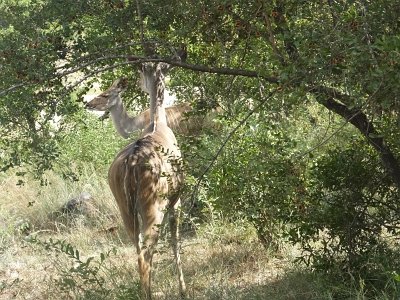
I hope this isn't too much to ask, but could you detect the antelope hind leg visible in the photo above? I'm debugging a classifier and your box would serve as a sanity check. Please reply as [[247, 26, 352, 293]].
[[138, 207, 164, 299], [169, 199, 186, 298]]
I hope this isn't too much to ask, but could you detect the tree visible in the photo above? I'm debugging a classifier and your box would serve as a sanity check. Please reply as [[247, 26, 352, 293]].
[[1, 0, 400, 294], [1, 0, 400, 185]]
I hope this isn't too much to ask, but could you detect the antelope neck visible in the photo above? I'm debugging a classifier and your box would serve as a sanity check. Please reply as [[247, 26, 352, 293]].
[[109, 95, 144, 138]]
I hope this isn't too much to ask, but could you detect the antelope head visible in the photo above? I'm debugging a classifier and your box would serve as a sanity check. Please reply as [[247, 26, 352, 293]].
[[85, 78, 128, 111], [138, 62, 173, 95]]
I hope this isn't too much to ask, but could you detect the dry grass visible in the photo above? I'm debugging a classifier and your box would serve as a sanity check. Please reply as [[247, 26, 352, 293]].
[[0, 170, 383, 300]]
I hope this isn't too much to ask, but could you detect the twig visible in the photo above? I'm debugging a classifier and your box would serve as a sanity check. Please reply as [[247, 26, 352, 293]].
[[135, 0, 145, 45], [262, 10, 285, 65], [55, 55, 128, 78], [190, 83, 278, 204], [63, 61, 133, 92], [0, 82, 26, 96], [297, 79, 384, 159], [295, 110, 362, 159], [55, 41, 143, 69]]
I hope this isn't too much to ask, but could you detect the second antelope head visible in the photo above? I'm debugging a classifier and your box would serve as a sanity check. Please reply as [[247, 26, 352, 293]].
[[85, 78, 128, 111]]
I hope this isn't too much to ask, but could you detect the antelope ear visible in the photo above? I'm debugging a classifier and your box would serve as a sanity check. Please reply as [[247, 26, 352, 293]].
[[176, 44, 187, 62], [113, 77, 128, 92], [118, 77, 129, 89]]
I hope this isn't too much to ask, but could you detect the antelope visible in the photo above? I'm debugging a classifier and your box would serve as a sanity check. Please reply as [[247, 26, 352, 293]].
[[108, 63, 186, 298], [85, 78, 220, 138]]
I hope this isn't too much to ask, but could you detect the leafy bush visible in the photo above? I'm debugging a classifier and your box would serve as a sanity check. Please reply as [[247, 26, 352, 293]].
[[28, 237, 141, 300], [57, 111, 128, 178], [204, 113, 303, 250], [199, 103, 400, 296], [288, 141, 400, 295]]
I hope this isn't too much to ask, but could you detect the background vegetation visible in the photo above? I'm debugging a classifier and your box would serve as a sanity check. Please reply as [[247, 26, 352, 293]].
[[1, 0, 399, 299]]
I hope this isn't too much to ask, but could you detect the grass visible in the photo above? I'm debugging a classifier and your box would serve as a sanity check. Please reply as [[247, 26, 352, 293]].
[[0, 170, 397, 299]]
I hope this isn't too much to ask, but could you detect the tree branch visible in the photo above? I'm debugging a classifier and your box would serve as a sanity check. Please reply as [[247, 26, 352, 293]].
[[1, 55, 280, 97], [266, 1, 400, 188], [0, 82, 26, 97], [262, 10, 286, 65], [135, 0, 145, 46], [55, 55, 129, 78], [308, 85, 353, 106], [317, 96, 400, 188], [126, 55, 280, 83]]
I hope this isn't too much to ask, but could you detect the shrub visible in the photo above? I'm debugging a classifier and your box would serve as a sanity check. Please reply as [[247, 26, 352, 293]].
[[288, 142, 400, 295], [57, 111, 128, 177]]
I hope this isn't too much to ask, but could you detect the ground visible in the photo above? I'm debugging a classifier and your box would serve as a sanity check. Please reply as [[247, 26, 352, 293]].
[[0, 170, 360, 299]]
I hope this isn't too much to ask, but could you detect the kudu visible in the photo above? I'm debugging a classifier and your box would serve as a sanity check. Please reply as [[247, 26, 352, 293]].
[[107, 63, 186, 298], [85, 78, 220, 138]]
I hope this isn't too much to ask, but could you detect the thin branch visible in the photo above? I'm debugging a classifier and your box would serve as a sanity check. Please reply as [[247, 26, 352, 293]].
[[190, 84, 278, 204], [54, 42, 143, 71], [126, 54, 281, 87], [296, 110, 361, 159], [168, 61, 278, 83], [37, 61, 137, 126], [262, 10, 286, 65], [62, 61, 133, 94], [0, 82, 26, 96], [359, 0, 378, 67], [55, 55, 128, 78], [77, 41, 142, 63], [135, 0, 144, 46]]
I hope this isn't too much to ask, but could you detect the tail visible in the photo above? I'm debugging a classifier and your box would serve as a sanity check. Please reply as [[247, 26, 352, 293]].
[[123, 156, 139, 229]]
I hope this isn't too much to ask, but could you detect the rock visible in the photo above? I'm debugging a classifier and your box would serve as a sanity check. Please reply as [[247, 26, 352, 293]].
[[60, 192, 93, 215]]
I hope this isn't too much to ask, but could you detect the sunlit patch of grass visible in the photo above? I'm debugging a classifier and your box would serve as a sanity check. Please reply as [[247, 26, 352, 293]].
[[0, 169, 129, 299]]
